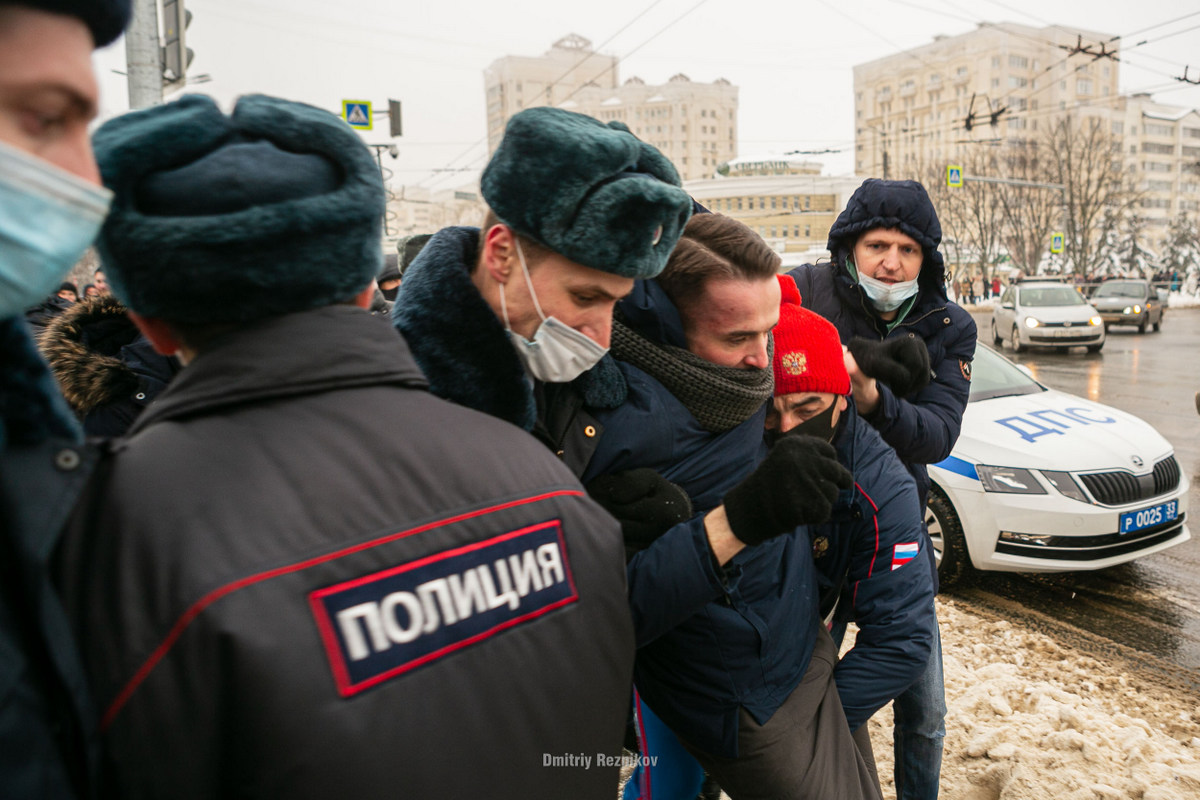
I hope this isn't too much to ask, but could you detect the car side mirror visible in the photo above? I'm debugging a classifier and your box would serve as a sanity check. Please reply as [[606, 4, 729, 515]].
[[1001, 303, 1013, 310], [1016, 364, 1034, 378]]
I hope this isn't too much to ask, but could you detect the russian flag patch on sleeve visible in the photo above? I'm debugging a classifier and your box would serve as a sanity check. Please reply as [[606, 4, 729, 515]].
[[891, 541, 919, 571]]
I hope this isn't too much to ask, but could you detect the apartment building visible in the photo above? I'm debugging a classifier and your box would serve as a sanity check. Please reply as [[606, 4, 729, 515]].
[[484, 35, 738, 182], [484, 34, 618, 155], [1112, 94, 1200, 235], [853, 22, 1119, 180], [854, 21, 1200, 248]]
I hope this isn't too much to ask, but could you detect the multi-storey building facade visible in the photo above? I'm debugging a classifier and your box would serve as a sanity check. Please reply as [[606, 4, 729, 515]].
[[484, 36, 738, 182], [1112, 94, 1200, 236], [854, 22, 1200, 250], [484, 34, 617, 155], [854, 22, 1119, 179], [686, 158, 862, 263]]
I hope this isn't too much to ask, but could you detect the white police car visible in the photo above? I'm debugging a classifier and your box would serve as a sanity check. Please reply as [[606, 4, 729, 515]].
[[926, 343, 1190, 586]]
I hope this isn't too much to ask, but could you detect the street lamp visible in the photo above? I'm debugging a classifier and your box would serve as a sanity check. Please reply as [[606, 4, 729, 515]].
[[862, 124, 890, 179], [367, 144, 400, 237]]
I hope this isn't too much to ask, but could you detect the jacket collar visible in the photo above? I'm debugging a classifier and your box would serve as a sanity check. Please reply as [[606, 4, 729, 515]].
[[0, 316, 81, 448], [392, 226, 538, 430], [127, 306, 427, 435]]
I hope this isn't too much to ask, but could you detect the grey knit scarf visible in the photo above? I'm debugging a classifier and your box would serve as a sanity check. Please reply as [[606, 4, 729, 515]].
[[611, 318, 774, 433]]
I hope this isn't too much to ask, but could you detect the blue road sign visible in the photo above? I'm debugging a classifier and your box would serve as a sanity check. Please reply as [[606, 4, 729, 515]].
[[946, 165, 963, 188], [343, 100, 373, 130], [1050, 232, 1064, 253]]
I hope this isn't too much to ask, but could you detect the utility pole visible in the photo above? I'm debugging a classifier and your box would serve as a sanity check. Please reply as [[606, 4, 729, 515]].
[[125, 0, 162, 109]]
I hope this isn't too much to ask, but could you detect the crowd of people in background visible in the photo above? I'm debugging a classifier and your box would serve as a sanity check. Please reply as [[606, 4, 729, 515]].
[[4, 2, 981, 799]]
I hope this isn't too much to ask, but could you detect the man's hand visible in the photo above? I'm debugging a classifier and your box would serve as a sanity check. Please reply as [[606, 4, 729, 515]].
[[586, 468, 693, 557], [721, 437, 853, 548], [846, 336, 932, 399]]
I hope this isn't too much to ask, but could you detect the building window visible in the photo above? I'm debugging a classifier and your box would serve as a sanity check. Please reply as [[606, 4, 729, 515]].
[[991, 56, 1001, 69], [1008, 76, 1027, 88], [1077, 78, 1092, 95], [737, 198, 743, 210], [771, 197, 777, 209], [1143, 142, 1174, 155], [804, 196, 810, 210], [991, 78, 1000, 88], [1145, 123, 1174, 137], [804, 225, 810, 237], [1112, 121, 1124, 135], [1009, 55, 1028, 69]]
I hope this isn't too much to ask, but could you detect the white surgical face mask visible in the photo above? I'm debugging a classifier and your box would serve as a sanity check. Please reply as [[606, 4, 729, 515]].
[[857, 269, 920, 312], [0, 140, 112, 319], [498, 240, 609, 383]]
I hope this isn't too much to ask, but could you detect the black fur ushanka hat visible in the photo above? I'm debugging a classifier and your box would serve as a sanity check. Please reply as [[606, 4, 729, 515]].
[[8, 0, 131, 46], [481, 107, 693, 280], [93, 94, 385, 324]]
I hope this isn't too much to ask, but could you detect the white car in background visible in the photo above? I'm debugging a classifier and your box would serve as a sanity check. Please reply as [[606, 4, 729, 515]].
[[926, 343, 1190, 586], [991, 281, 1105, 353]]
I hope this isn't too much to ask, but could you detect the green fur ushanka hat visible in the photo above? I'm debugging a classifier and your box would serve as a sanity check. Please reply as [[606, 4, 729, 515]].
[[93, 94, 385, 325], [481, 107, 693, 279]]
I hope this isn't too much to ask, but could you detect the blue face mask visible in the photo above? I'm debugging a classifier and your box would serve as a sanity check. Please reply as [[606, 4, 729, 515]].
[[0, 140, 112, 319]]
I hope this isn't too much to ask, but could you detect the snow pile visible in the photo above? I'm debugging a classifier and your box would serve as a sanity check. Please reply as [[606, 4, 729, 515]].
[[861, 599, 1200, 800]]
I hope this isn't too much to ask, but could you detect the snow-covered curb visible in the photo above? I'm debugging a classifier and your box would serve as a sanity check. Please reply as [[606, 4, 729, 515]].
[[861, 599, 1200, 799]]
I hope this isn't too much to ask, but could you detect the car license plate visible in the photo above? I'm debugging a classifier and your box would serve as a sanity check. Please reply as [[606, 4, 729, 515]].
[[1119, 500, 1178, 534]]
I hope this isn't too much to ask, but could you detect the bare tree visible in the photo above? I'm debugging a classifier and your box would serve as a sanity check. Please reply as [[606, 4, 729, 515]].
[[992, 140, 1061, 275], [1042, 115, 1141, 277]]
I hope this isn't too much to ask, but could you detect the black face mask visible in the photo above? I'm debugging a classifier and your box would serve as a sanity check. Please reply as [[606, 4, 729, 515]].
[[765, 401, 840, 448], [381, 286, 399, 301]]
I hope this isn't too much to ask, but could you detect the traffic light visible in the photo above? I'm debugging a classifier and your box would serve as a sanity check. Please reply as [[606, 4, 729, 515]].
[[162, 0, 194, 87], [388, 99, 403, 138]]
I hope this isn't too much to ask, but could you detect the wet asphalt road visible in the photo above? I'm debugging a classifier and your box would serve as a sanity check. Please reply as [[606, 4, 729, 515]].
[[953, 306, 1200, 692]]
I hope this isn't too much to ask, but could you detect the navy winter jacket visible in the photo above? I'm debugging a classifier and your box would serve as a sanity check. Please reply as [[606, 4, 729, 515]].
[[583, 280, 821, 759], [788, 179, 977, 507], [813, 405, 937, 731]]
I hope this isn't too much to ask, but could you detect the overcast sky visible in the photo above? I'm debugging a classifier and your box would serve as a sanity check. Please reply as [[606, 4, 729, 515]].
[[92, 0, 1200, 191]]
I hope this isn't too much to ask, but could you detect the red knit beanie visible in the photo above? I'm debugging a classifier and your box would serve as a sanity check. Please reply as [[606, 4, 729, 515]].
[[773, 275, 851, 397]]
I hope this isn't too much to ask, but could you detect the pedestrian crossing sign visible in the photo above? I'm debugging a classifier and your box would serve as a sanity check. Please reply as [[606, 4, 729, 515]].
[[1050, 232, 1064, 253], [343, 100, 373, 130], [946, 165, 963, 188]]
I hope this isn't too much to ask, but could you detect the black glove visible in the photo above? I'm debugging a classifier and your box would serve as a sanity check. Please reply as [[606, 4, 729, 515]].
[[586, 468, 693, 558], [847, 335, 932, 398], [723, 436, 853, 546]]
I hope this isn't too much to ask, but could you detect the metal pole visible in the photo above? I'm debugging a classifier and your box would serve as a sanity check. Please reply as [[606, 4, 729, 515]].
[[125, 0, 162, 109]]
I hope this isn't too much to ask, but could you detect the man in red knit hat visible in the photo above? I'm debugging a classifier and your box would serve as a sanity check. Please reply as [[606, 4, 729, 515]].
[[768, 277, 938, 788]]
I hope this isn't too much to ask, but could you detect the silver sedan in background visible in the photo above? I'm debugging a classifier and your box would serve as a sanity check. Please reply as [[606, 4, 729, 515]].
[[991, 281, 1105, 353]]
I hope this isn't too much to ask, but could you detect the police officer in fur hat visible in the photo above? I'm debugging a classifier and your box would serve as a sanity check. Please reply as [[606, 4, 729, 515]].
[[0, 1, 131, 797], [54, 94, 635, 799], [393, 106, 694, 475]]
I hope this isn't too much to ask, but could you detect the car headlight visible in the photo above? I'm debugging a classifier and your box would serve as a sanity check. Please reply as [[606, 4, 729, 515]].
[[1024, 316, 1041, 328], [1122, 305, 1133, 314], [1089, 316, 1102, 326], [977, 465, 1047, 494], [1041, 470, 1088, 502], [1133, 304, 1142, 314]]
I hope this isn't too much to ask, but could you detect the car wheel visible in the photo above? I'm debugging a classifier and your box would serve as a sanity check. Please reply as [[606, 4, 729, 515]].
[[926, 489, 971, 589], [1153, 315, 1162, 333], [1138, 317, 1147, 333], [1010, 325, 1024, 353], [1087, 343, 1103, 353], [990, 318, 1003, 345]]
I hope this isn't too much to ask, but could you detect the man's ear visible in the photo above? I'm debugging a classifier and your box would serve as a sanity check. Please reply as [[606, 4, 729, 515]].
[[480, 224, 516, 285], [351, 283, 376, 310], [128, 311, 184, 357]]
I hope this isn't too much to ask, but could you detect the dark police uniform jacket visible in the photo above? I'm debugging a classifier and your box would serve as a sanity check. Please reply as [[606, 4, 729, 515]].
[[55, 306, 635, 799]]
